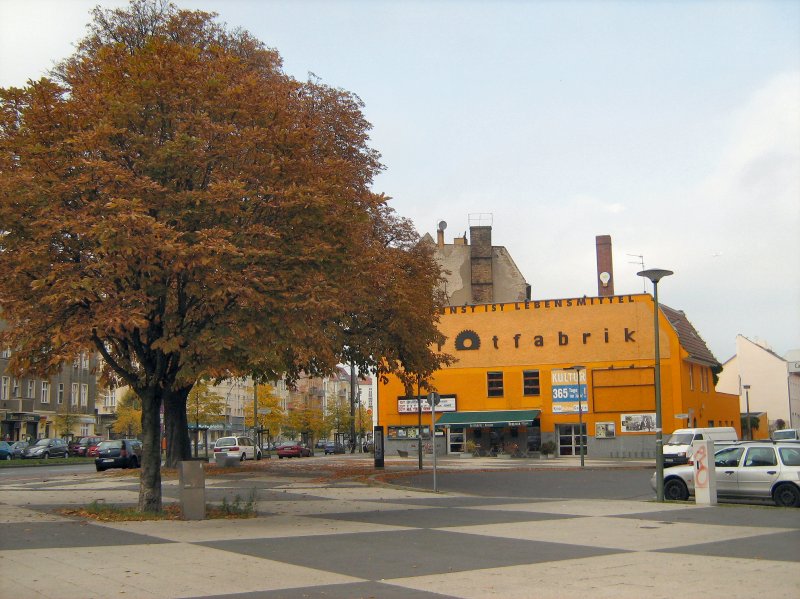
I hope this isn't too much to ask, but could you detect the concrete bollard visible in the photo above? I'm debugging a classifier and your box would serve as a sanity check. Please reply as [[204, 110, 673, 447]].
[[179, 460, 206, 520]]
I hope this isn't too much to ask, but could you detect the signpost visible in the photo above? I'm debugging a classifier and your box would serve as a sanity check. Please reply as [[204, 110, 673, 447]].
[[428, 392, 441, 492]]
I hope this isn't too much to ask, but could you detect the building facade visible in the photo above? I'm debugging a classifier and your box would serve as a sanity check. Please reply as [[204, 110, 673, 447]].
[[1, 349, 98, 441], [377, 294, 740, 457], [716, 335, 800, 431]]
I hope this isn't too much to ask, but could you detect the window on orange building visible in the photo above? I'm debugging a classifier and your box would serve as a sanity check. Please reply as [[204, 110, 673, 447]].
[[688, 364, 694, 391], [523, 370, 540, 396], [487, 372, 504, 397]]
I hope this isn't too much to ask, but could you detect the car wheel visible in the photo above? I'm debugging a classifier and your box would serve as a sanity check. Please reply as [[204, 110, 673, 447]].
[[43, 452, 50, 459], [240, 452, 246, 461], [4, 454, 10, 461], [664, 478, 689, 501], [128, 457, 138, 469], [96, 465, 105, 472], [256, 451, 262, 461], [278, 455, 283, 459], [772, 483, 800, 508]]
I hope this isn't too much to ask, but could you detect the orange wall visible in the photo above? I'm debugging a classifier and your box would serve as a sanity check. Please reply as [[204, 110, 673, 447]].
[[378, 294, 738, 436]]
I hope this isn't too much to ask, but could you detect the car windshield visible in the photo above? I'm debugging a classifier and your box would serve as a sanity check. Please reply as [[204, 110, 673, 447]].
[[98, 441, 122, 449], [665, 433, 694, 445], [772, 430, 796, 440], [279, 442, 297, 447], [33, 439, 50, 447], [216, 438, 237, 447]]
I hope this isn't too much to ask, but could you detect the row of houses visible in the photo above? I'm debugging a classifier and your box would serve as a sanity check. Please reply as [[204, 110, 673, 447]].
[[0, 348, 373, 444]]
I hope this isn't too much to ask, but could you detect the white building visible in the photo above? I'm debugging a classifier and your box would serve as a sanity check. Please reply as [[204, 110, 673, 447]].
[[716, 335, 800, 429]]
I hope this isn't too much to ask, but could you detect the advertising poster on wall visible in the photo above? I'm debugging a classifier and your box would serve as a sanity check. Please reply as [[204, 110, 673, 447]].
[[397, 396, 456, 414], [595, 422, 616, 438], [620, 413, 656, 433], [551, 369, 589, 414]]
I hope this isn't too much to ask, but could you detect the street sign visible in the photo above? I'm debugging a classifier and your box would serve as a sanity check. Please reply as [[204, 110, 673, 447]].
[[427, 392, 441, 406]]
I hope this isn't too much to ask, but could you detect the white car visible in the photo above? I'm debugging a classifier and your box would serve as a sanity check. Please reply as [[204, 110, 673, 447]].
[[652, 441, 800, 507], [212, 436, 261, 462]]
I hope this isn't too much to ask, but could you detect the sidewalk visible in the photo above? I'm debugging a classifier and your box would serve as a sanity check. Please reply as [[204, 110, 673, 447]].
[[0, 457, 798, 598]]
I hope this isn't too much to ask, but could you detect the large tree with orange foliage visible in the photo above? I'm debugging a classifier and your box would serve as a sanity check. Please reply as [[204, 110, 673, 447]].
[[1, 1, 449, 512]]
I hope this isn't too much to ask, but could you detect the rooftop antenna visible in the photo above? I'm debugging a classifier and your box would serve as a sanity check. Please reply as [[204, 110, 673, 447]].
[[627, 254, 646, 292]]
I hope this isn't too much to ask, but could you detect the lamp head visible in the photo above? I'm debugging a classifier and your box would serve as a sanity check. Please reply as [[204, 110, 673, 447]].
[[637, 268, 673, 284]]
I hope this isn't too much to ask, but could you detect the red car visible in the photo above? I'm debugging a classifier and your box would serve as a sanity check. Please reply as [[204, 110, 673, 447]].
[[86, 442, 102, 458], [276, 442, 312, 458]]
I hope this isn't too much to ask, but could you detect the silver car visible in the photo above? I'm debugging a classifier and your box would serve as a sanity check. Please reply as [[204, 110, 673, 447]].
[[652, 441, 800, 507]]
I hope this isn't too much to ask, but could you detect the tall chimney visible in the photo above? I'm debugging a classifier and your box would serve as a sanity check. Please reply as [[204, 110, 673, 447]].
[[437, 228, 445, 247], [470, 226, 493, 303], [595, 235, 614, 296]]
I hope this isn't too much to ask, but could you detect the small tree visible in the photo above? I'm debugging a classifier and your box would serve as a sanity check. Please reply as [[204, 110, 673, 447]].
[[113, 390, 142, 438], [55, 404, 81, 439], [325, 394, 353, 438], [243, 383, 284, 442], [741, 414, 760, 440], [285, 404, 326, 446], [187, 380, 226, 455]]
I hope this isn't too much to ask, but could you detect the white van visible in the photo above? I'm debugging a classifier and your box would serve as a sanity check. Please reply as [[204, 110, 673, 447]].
[[663, 427, 738, 467]]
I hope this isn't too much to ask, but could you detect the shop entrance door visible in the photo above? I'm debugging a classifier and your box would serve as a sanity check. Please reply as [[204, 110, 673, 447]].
[[558, 424, 587, 456], [448, 427, 465, 454]]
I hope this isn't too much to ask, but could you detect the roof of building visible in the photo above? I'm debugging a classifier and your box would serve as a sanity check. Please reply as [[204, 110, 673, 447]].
[[661, 304, 720, 369]]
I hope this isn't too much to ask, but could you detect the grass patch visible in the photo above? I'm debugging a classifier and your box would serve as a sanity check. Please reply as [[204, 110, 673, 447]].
[[60, 491, 258, 521], [0, 457, 94, 468]]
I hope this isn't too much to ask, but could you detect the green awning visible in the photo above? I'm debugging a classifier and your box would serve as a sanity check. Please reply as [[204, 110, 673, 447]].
[[436, 409, 540, 428]]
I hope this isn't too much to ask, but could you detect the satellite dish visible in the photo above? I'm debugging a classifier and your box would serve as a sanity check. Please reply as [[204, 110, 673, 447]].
[[438, 220, 448, 231]]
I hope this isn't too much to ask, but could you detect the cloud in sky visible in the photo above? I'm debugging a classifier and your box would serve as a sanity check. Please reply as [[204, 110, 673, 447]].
[[1, 0, 798, 361]]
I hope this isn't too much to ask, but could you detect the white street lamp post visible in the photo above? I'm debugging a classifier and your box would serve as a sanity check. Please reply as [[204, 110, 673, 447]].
[[638, 268, 674, 503]]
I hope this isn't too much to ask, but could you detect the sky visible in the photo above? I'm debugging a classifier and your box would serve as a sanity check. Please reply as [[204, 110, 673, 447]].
[[1, 0, 798, 362]]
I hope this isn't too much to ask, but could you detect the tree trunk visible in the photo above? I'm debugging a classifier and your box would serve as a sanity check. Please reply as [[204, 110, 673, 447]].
[[163, 388, 192, 468], [138, 389, 162, 512]]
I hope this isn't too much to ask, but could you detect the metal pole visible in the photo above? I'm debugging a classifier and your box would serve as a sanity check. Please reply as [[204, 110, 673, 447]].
[[417, 379, 423, 470], [638, 268, 673, 503], [253, 380, 259, 448], [743, 385, 751, 440], [569, 365, 586, 468], [432, 400, 437, 492], [578, 380, 585, 468], [652, 280, 664, 502]]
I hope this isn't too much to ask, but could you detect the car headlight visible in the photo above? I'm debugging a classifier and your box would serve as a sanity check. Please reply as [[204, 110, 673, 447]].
[[677, 452, 686, 457]]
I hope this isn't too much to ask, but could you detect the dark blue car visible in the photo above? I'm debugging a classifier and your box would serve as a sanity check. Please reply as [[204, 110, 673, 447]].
[[0, 441, 12, 460]]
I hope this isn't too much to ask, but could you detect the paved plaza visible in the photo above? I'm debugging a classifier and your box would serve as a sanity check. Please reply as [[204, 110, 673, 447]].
[[0, 456, 798, 598]]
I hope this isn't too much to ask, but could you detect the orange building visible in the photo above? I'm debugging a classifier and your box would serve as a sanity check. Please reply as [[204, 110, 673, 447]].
[[378, 293, 740, 458]]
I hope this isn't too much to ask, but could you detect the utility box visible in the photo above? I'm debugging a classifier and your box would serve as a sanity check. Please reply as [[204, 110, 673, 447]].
[[692, 440, 717, 506], [179, 460, 206, 520], [214, 453, 239, 467]]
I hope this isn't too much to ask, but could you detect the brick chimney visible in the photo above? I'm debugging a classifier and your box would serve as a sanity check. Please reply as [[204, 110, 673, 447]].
[[470, 226, 493, 303], [595, 235, 614, 296]]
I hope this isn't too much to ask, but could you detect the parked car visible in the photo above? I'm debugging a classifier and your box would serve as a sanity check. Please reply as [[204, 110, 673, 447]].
[[0, 441, 12, 460], [69, 436, 103, 457], [772, 429, 800, 441], [652, 441, 800, 507], [213, 436, 261, 462], [10, 441, 28, 458], [94, 439, 142, 471], [315, 440, 327, 449], [276, 441, 312, 458], [324, 441, 345, 455], [21, 438, 69, 459], [86, 442, 102, 458]]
